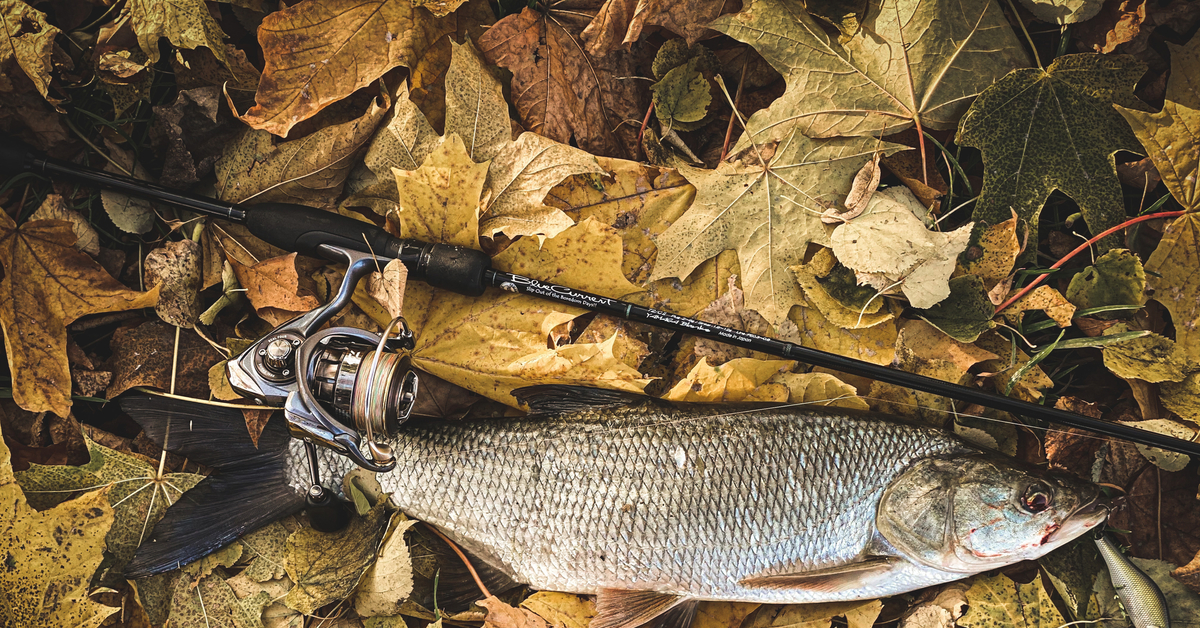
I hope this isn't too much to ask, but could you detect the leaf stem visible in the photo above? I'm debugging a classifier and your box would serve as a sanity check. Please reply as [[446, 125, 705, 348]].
[[721, 52, 750, 163], [995, 210, 1185, 314]]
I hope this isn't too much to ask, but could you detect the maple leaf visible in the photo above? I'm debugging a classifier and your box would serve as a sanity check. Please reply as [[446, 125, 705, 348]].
[[392, 134, 488, 248], [0, 1, 61, 106], [1144, 214, 1200, 358], [651, 134, 905, 326], [0, 213, 159, 417], [960, 573, 1066, 628], [714, 0, 1029, 151], [957, 54, 1148, 252], [1115, 34, 1200, 212], [582, 0, 740, 55], [0, 423, 119, 628], [234, 0, 456, 137], [478, 3, 646, 159]]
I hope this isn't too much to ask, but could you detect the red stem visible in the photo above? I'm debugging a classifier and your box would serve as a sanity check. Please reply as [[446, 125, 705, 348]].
[[994, 210, 1186, 314], [637, 101, 655, 159]]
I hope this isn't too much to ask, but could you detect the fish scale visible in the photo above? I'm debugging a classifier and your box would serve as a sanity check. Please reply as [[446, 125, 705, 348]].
[[288, 404, 978, 602]]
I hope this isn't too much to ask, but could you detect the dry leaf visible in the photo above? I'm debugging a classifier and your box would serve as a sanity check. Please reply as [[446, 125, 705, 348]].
[[106, 320, 223, 399], [1075, 0, 1147, 53], [227, 253, 322, 327], [391, 134, 488, 248], [521, 592, 596, 628], [367, 259, 409, 320], [717, 0, 1029, 151], [897, 319, 998, 372], [1001, 285, 1076, 327], [790, 248, 896, 330], [831, 187, 973, 309], [652, 135, 905, 325], [665, 357, 794, 402], [479, 4, 645, 159], [481, 596, 550, 628], [956, 213, 1020, 295], [29, 194, 99, 257], [144, 239, 203, 328], [787, 301, 899, 365], [1117, 418, 1197, 472], [353, 517, 420, 617], [960, 573, 1065, 628], [129, 0, 228, 66], [0, 212, 159, 417], [285, 503, 392, 615], [1144, 215, 1200, 358], [234, 0, 452, 137], [0, 1, 61, 105]]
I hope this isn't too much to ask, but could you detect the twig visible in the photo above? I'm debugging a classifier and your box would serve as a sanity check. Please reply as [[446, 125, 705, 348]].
[[720, 53, 749, 163], [637, 101, 655, 159], [995, 210, 1185, 314], [422, 522, 492, 599]]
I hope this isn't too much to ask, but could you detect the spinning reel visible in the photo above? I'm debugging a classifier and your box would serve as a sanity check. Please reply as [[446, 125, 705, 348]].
[[226, 245, 419, 520]]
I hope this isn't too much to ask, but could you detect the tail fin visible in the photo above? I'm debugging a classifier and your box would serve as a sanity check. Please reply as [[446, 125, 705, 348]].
[[120, 394, 305, 578]]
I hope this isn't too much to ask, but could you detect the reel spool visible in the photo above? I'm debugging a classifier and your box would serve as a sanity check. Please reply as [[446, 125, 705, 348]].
[[307, 331, 419, 442]]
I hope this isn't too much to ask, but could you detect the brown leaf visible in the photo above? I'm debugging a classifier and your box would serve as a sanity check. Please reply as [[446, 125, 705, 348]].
[[227, 253, 322, 327], [880, 147, 948, 211], [144, 239, 202, 328], [0, 1, 62, 106], [235, 0, 453, 137], [1074, 0, 1147, 54], [150, 86, 245, 188], [1106, 450, 1200, 567], [480, 596, 550, 628], [0, 212, 159, 417], [1174, 551, 1200, 594], [479, 4, 646, 159], [106, 320, 223, 399], [28, 194, 99, 257]]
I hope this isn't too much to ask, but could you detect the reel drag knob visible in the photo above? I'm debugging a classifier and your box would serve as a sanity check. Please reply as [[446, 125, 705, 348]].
[[263, 338, 295, 373]]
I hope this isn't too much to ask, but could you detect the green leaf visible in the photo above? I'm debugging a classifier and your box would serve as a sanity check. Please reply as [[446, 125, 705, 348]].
[[284, 502, 394, 615], [1101, 325, 1194, 383], [1065, 249, 1147, 319], [15, 431, 203, 575], [957, 54, 1148, 254], [714, 0, 1029, 151], [913, 275, 996, 343], [960, 572, 1067, 627], [652, 61, 713, 131]]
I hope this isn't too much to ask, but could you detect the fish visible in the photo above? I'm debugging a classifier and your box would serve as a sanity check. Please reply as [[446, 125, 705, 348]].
[[1095, 533, 1171, 628], [121, 385, 1108, 628]]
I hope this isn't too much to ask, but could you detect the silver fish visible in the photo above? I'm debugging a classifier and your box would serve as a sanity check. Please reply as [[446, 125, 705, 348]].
[[1095, 533, 1171, 628], [124, 388, 1107, 628]]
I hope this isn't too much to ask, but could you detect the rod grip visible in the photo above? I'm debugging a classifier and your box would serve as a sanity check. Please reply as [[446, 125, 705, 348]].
[[243, 203, 490, 296]]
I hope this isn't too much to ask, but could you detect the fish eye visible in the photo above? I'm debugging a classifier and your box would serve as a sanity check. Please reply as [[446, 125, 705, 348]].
[[1020, 483, 1053, 513]]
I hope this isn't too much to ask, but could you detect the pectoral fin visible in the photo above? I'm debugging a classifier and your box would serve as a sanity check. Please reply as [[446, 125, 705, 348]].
[[739, 556, 898, 592], [593, 590, 696, 628]]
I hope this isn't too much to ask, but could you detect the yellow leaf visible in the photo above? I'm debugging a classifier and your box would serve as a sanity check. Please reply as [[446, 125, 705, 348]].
[[787, 303, 898, 366], [444, 40, 512, 163], [235, 0, 452, 137], [1145, 214, 1200, 358], [481, 132, 605, 239], [765, 372, 871, 411], [957, 212, 1021, 292], [790, 248, 897, 330], [509, 333, 651, 394], [548, 156, 696, 284], [897, 319, 998, 372], [481, 596, 549, 628], [665, 357, 794, 402], [227, 253, 322, 327], [1115, 34, 1200, 211], [520, 592, 596, 628], [1001, 285, 1076, 327], [742, 600, 882, 628], [129, 0, 228, 65], [404, 219, 647, 405], [0, 1, 61, 105], [391, 134, 488, 249], [285, 503, 393, 615], [0, 212, 159, 417], [354, 518, 420, 618], [0, 422, 119, 628], [960, 573, 1066, 628], [1101, 325, 1194, 383]]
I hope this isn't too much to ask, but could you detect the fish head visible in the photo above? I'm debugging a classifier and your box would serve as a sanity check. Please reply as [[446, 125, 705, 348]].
[[877, 454, 1108, 573]]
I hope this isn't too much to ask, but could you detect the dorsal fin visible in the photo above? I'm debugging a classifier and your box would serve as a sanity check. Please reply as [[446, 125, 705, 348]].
[[511, 385, 650, 415], [738, 556, 898, 592], [592, 590, 690, 628]]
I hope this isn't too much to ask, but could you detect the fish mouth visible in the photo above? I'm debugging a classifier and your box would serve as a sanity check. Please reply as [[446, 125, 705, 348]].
[[1047, 493, 1109, 545]]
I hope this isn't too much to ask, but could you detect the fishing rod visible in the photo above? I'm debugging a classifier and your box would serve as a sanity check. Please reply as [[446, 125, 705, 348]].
[[3, 133, 1198, 459]]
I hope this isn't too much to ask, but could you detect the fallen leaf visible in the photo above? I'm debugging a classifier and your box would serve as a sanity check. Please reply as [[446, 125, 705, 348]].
[[520, 592, 596, 628], [1039, 539, 1104, 620], [831, 186, 973, 308], [652, 135, 905, 325], [354, 517, 420, 617], [956, 213, 1020, 295], [1064, 249, 1146, 319], [1002, 285, 1076, 327], [1104, 443, 1200, 568], [151, 86, 247, 188], [791, 250, 897, 330], [868, 345, 971, 426], [1161, 370, 1200, 422], [442, 40, 511, 163], [547, 157, 696, 284], [227, 253, 322, 327], [1144, 214, 1200, 358], [352, 81, 439, 195], [959, 573, 1066, 628], [100, 142, 158, 235], [367, 259, 409, 320], [106, 320, 223, 399], [480, 131, 605, 239], [15, 428, 204, 574], [1117, 418, 1197, 471], [879, 147, 948, 211], [217, 94, 389, 207], [913, 275, 996, 343], [975, 332, 1054, 403], [0, 422, 119, 628], [672, 276, 780, 372], [234, 0, 453, 137], [481, 596, 550, 628], [741, 600, 882, 628], [129, 0, 228, 66], [403, 219, 648, 405], [145, 239, 203, 329], [28, 194, 99, 257], [1174, 551, 1200, 594], [285, 502, 393, 615], [1114, 34, 1200, 211], [957, 54, 1147, 253], [227, 571, 303, 628], [0, 211, 159, 416], [164, 568, 272, 628], [898, 584, 968, 628], [0, 1, 61, 105], [1074, 0, 1146, 53], [652, 45, 716, 132], [787, 300, 899, 365], [693, 602, 761, 628], [715, 0, 1029, 150], [479, 4, 645, 159], [392, 134, 488, 248], [1101, 325, 1193, 383], [665, 357, 794, 402]]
